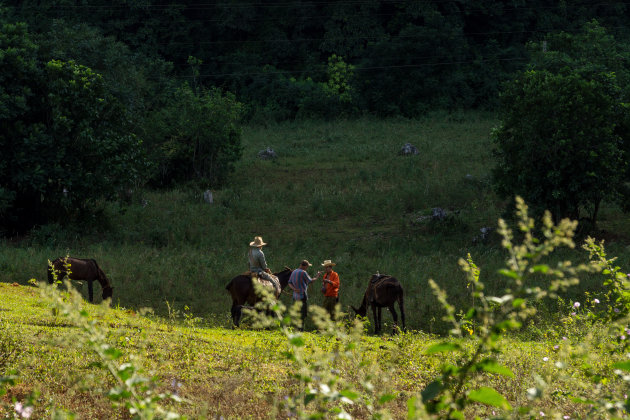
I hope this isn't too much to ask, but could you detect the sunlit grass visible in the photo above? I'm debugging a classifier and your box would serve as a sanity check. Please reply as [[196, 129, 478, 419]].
[[1, 281, 626, 418]]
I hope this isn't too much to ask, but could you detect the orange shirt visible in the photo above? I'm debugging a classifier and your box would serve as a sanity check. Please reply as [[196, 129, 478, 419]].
[[323, 271, 340, 297]]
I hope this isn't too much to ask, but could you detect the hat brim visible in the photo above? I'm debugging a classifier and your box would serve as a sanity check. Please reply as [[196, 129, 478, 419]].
[[249, 242, 267, 246], [322, 262, 336, 267]]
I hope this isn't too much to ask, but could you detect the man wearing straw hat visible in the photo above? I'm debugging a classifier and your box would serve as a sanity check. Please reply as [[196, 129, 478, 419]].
[[248, 236, 280, 295], [288, 259, 322, 330], [321, 260, 340, 320]]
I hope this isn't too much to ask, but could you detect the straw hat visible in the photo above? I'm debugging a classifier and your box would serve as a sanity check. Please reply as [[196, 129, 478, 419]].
[[321, 260, 336, 267], [300, 260, 312, 267], [249, 236, 267, 247]]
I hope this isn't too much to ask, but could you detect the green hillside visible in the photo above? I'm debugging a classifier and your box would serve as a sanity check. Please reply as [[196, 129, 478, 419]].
[[2, 115, 629, 331], [2, 115, 630, 418]]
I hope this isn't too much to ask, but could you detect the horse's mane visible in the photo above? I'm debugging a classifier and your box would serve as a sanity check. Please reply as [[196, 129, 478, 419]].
[[90, 259, 111, 288]]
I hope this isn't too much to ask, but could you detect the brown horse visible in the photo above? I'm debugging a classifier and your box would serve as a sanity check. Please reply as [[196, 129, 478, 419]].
[[352, 273, 405, 334], [225, 268, 293, 326], [48, 257, 114, 303]]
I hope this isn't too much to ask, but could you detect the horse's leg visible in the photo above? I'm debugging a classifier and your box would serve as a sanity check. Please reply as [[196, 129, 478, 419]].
[[230, 302, 241, 327], [87, 279, 94, 303], [372, 305, 379, 334], [389, 304, 399, 334], [399, 296, 406, 332]]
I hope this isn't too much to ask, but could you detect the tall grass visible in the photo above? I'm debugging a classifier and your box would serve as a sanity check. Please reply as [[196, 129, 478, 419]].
[[1, 113, 629, 333]]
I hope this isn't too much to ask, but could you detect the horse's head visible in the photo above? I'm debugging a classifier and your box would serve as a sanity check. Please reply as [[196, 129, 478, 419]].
[[351, 304, 367, 318], [102, 286, 114, 301], [275, 267, 294, 289]]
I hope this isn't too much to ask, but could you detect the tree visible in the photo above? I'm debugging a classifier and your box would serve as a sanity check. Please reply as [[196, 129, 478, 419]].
[[492, 22, 630, 226], [146, 81, 244, 188], [0, 22, 146, 234]]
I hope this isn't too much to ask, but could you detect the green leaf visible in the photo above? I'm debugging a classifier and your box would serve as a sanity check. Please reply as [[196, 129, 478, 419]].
[[478, 359, 514, 377], [407, 396, 418, 418], [304, 393, 316, 405], [421, 380, 443, 402], [512, 298, 525, 308], [495, 319, 522, 331], [464, 308, 476, 320], [378, 394, 396, 404], [107, 387, 132, 401], [613, 361, 630, 372], [104, 347, 123, 360], [468, 387, 512, 410], [289, 335, 305, 347], [498, 269, 519, 279], [117, 363, 135, 381], [339, 389, 359, 401], [449, 410, 465, 419], [569, 396, 597, 404], [425, 342, 461, 354], [531, 265, 549, 273]]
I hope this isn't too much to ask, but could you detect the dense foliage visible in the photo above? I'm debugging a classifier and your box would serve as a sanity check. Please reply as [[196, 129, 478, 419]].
[[0, 22, 146, 234], [146, 82, 244, 187], [0, 15, 245, 233], [492, 22, 630, 225], [5, 1, 630, 118]]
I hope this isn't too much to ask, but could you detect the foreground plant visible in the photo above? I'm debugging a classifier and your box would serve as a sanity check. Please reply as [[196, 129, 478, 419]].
[[41, 278, 184, 420], [421, 197, 600, 418], [246, 283, 397, 419]]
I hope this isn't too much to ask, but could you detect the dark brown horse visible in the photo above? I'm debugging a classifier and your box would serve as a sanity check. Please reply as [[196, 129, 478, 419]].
[[48, 257, 114, 303], [352, 273, 405, 334], [225, 268, 293, 326]]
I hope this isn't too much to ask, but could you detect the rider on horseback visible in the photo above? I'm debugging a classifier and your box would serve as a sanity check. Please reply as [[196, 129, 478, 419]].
[[248, 236, 280, 295]]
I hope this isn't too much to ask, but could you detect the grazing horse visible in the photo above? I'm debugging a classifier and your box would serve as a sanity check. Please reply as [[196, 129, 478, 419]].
[[48, 257, 114, 303], [225, 268, 293, 327], [352, 273, 405, 334]]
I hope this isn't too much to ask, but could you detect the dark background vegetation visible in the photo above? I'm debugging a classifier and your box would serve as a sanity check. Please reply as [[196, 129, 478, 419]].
[[7, 1, 630, 119]]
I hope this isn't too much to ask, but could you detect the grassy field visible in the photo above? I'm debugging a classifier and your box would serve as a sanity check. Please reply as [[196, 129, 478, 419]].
[[2, 114, 630, 418], [2, 113, 629, 332], [0, 281, 627, 419]]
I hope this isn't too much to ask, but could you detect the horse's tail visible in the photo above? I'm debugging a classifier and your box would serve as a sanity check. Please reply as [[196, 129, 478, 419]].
[[397, 285, 406, 331], [225, 279, 234, 291]]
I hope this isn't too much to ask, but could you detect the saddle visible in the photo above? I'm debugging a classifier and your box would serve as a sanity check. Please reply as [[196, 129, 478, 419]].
[[368, 274, 391, 303], [244, 271, 281, 297]]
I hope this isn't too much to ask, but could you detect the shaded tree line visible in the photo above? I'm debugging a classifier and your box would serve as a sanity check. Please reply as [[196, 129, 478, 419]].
[[5, 1, 630, 119], [0, 14, 243, 234]]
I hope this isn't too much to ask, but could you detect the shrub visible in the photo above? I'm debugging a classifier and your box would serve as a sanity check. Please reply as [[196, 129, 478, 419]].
[[492, 21, 630, 226], [146, 84, 244, 188], [0, 22, 146, 233]]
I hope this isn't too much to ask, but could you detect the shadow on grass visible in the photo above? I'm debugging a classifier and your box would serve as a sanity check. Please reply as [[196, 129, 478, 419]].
[[26, 319, 79, 329]]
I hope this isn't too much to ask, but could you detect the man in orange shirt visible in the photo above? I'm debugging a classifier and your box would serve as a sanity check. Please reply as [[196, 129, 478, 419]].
[[321, 260, 340, 320]]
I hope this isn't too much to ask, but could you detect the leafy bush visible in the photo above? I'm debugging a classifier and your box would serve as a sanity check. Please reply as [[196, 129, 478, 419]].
[[492, 22, 630, 226], [146, 84, 244, 188], [241, 58, 357, 123], [0, 22, 147, 233]]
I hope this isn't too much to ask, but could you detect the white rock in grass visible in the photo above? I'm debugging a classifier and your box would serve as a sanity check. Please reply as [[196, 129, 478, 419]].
[[399, 143, 419, 155], [258, 147, 278, 160], [203, 190, 213, 204], [432, 207, 447, 220]]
